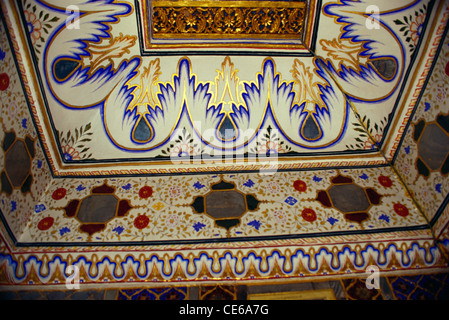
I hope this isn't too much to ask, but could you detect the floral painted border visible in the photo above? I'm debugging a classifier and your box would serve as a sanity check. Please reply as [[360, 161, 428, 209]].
[[15, 166, 428, 245], [0, 228, 445, 286]]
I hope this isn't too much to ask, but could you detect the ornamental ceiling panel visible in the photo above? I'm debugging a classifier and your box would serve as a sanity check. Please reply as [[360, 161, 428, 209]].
[[139, 0, 316, 53], [1, 0, 439, 176], [1, 0, 449, 289]]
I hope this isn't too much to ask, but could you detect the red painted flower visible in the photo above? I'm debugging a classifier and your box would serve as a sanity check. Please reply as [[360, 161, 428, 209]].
[[378, 175, 393, 188], [0, 73, 10, 91], [301, 208, 317, 222], [139, 186, 153, 199], [134, 215, 150, 229], [393, 203, 409, 217], [293, 179, 307, 192], [52, 188, 67, 200], [37, 217, 54, 230], [445, 61, 449, 77]]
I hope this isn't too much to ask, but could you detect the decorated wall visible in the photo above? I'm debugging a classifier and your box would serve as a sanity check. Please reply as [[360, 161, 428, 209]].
[[393, 22, 449, 259], [0, 0, 448, 294]]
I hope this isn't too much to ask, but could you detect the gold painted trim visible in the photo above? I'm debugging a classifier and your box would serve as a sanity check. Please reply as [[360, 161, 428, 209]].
[[152, 1, 307, 9], [54, 151, 386, 170], [152, 34, 303, 40]]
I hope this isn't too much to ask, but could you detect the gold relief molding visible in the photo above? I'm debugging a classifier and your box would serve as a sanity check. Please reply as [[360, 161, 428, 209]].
[[151, 1, 307, 39], [141, 0, 315, 50]]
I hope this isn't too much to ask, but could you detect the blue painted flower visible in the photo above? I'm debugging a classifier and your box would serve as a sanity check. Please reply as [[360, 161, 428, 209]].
[[122, 183, 132, 190], [0, 48, 5, 61], [404, 146, 410, 154], [424, 102, 431, 111], [62, 146, 80, 161], [379, 214, 390, 223], [11, 200, 17, 212], [313, 175, 322, 182], [248, 219, 262, 230], [359, 173, 369, 180], [37, 160, 43, 169], [59, 227, 70, 236], [284, 196, 297, 206], [436, 183, 442, 194], [193, 222, 206, 232], [243, 179, 255, 188], [35, 203, 46, 213], [327, 217, 338, 226], [113, 226, 124, 235], [193, 181, 205, 190], [21, 118, 27, 128], [76, 184, 86, 191]]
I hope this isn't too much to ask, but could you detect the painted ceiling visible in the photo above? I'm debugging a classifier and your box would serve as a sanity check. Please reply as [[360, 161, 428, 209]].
[[0, 0, 449, 289], [3, 0, 437, 175]]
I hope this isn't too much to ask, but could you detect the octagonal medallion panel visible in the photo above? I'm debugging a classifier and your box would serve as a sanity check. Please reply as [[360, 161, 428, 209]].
[[1, 132, 35, 194], [191, 180, 260, 232]]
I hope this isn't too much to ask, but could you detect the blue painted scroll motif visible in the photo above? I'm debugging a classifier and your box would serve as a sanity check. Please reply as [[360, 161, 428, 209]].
[[36, 0, 421, 160]]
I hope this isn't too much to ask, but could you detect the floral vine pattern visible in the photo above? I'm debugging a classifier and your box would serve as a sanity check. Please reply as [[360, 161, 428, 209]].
[[393, 3, 427, 53], [57, 123, 93, 161], [346, 115, 389, 150], [159, 128, 202, 158], [23, 0, 60, 57], [249, 125, 293, 155]]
